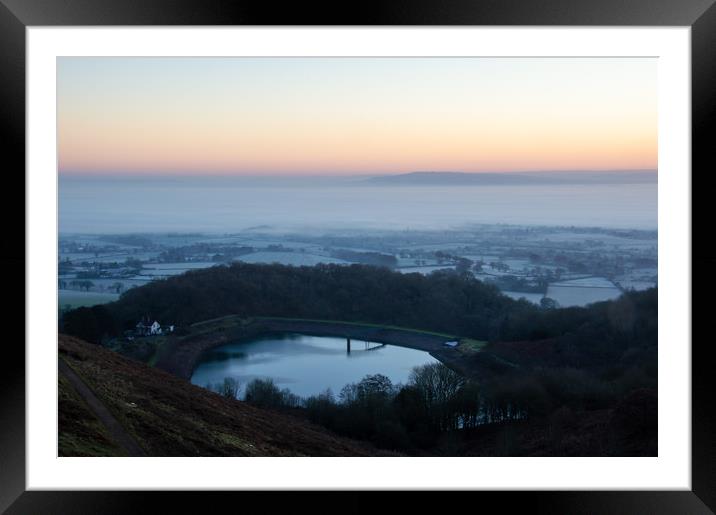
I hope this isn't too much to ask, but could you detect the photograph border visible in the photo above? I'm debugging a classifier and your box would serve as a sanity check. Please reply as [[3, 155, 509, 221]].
[[3, 0, 714, 512]]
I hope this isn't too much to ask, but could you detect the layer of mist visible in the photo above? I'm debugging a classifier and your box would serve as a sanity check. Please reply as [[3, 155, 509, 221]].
[[59, 174, 657, 234]]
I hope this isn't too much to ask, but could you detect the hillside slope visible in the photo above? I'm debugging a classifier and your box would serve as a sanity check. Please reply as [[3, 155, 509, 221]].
[[58, 334, 393, 456]]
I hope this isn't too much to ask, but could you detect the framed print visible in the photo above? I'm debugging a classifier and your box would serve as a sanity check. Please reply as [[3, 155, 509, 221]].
[[2, 0, 715, 512]]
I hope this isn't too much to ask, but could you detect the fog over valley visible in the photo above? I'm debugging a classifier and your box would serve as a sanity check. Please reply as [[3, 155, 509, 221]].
[[59, 172, 657, 234]]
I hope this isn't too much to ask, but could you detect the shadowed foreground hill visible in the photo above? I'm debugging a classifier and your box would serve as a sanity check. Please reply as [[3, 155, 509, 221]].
[[58, 334, 394, 456]]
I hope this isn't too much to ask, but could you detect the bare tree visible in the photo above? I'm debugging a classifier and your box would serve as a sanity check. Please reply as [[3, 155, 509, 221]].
[[219, 377, 241, 399], [409, 363, 466, 431]]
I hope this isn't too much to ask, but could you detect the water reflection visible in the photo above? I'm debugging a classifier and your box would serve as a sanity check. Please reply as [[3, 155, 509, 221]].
[[190, 332, 438, 398]]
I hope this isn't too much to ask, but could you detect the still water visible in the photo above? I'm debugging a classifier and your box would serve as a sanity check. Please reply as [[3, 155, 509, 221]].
[[190, 333, 439, 398]]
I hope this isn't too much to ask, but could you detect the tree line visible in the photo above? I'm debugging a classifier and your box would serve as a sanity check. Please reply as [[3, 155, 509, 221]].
[[62, 262, 655, 350], [62, 262, 532, 342], [207, 356, 655, 454]]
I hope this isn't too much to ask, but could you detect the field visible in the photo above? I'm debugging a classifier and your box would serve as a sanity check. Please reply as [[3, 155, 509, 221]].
[[456, 338, 489, 354], [140, 262, 218, 276], [236, 252, 348, 266], [58, 289, 119, 308]]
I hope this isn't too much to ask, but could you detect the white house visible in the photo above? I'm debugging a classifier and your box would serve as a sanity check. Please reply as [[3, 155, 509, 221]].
[[135, 318, 165, 336], [149, 321, 162, 335]]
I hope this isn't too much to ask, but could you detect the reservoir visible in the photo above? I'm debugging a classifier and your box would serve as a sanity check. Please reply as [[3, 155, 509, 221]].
[[190, 333, 439, 398]]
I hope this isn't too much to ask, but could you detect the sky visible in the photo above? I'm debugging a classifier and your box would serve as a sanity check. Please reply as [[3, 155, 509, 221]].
[[57, 57, 657, 176]]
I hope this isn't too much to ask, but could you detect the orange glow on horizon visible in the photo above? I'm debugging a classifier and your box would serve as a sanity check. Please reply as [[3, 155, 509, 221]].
[[58, 57, 657, 176]]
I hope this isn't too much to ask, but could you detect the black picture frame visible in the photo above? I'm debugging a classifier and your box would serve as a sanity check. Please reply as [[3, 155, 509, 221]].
[[2, 0, 714, 512]]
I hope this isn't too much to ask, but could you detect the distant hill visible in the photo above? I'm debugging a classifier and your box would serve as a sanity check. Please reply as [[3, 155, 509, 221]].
[[59, 334, 392, 456], [363, 171, 657, 186]]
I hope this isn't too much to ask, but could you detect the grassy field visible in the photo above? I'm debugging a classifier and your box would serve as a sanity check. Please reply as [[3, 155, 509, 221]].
[[104, 334, 171, 367], [457, 338, 489, 354], [58, 290, 119, 309], [145, 336, 170, 367]]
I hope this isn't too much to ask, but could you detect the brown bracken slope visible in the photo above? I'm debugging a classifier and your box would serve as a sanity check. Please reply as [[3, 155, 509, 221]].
[[59, 334, 395, 456]]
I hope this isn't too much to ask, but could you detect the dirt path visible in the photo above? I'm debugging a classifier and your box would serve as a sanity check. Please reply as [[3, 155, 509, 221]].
[[58, 358, 146, 457]]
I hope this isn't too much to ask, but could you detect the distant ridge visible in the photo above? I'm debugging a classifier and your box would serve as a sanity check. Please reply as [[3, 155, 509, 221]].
[[363, 170, 657, 186]]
